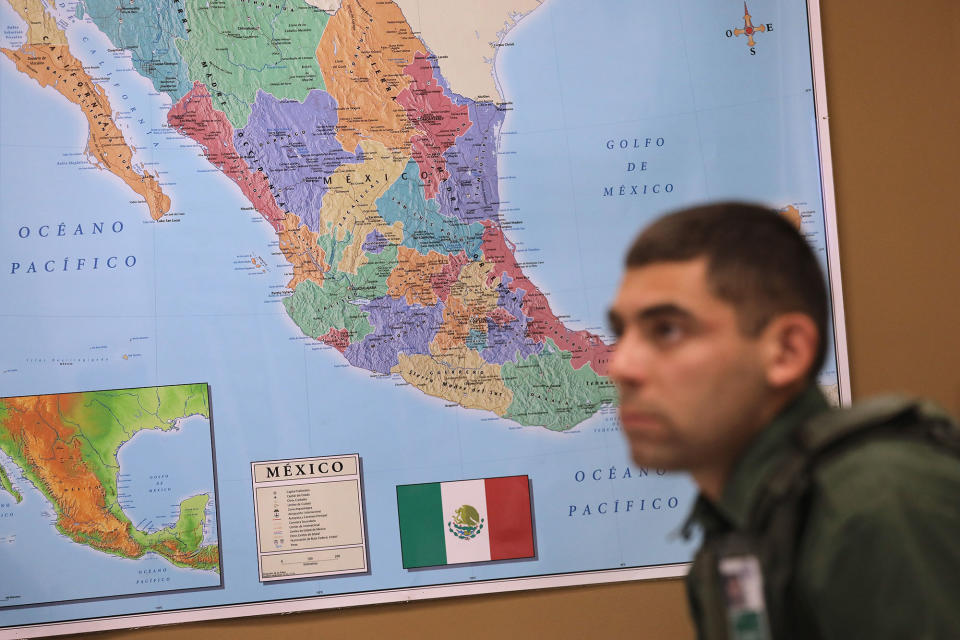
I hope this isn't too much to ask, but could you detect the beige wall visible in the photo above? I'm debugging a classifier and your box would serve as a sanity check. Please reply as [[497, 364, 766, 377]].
[[65, 1, 959, 638], [827, 1, 960, 417]]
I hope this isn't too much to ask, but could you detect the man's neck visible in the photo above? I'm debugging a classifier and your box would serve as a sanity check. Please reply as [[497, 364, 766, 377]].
[[691, 468, 731, 504], [692, 382, 807, 503]]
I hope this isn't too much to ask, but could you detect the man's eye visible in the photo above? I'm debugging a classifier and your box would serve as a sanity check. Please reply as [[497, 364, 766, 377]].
[[608, 320, 624, 340], [649, 321, 685, 343]]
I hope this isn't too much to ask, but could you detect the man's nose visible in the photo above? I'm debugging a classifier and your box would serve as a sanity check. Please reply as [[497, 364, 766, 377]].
[[608, 333, 646, 387]]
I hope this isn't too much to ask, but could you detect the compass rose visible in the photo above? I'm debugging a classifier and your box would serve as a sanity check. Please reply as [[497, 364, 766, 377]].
[[726, 2, 774, 54]]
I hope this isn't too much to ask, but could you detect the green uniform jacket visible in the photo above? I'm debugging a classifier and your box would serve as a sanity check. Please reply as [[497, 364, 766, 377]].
[[685, 386, 960, 639]]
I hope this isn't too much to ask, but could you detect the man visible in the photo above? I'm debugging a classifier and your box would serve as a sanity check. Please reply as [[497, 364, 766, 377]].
[[607, 202, 960, 639]]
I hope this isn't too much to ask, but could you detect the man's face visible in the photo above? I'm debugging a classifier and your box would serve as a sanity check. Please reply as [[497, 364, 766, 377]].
[[608, 258, 772, 474]]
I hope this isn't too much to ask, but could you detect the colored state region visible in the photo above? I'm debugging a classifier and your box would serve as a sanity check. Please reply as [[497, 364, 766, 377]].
[[1, 0, 171, 221], [377, 160, 485, 258], [83, 0, 192, 100], [283, 242, 399, 346], [268, 141, 403, 284], [175, 0, 330, 128], [168, 82, 286, 230], [236, 89, 362, 232], [7, 0, 66, 45], [393, 0, 545, 102], [779, 204, 802, 229], [431, 259, 501, 359], [343, 296, 443, 374], [0, 385, 219, 570], [481, 275, 543, 365], [315, 0, 424, 152], [501, 340, 616, 431], [436, 96, 505, 225], [305, 0, 341, 12], [387, 247, 449, 306], [392, 347, 512, 415], [278, 212, 327, 289], [480, 223, 613, 376], [396, 52, 472, 200], [307, 140, 407, 275]]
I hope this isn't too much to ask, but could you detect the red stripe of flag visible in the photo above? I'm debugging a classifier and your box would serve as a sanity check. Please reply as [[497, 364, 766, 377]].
[[484, 475, 535, 561]]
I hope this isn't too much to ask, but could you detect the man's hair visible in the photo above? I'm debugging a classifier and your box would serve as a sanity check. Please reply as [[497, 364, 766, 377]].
[[626, 202, 829, 378]]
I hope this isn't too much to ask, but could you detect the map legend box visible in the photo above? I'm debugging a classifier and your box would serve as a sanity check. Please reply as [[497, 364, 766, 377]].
[[251, 454, 367, 582]]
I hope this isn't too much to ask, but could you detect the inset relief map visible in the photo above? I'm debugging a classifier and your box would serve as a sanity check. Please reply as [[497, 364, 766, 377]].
[[0, 384, 221, 607]]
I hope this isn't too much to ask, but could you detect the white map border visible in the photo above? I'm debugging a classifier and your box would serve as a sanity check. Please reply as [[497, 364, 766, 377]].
[[0, 0, 850, 636], [807, 0, 851, 407], [9, 564, 688, 637]]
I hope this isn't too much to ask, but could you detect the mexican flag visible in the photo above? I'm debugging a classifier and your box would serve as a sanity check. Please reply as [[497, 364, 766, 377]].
[[396, 475, 535, 569]]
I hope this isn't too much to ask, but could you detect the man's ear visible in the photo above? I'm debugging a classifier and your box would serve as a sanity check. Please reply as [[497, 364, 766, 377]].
[[760, 313, 819, 389]]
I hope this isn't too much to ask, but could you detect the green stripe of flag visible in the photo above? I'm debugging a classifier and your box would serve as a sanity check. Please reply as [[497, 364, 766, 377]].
[[397, 482, 446, 568]]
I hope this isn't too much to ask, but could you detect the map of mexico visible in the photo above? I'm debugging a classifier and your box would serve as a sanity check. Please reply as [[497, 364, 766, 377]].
[[158, 0, 617, 429], [0, 0, 842, 634], [0, 384, 221, 607]]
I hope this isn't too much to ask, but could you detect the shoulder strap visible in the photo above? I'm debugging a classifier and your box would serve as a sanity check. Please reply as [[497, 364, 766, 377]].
[[758, 396, 960, 513], [799, 394, 959, 453], [743, 395, 960, 640]]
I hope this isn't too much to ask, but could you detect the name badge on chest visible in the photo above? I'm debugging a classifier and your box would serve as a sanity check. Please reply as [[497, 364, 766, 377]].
[[718, 554, 772, 640]]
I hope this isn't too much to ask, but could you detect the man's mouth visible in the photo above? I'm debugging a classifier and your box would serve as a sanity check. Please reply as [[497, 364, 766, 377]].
[[618, 410, 665, 434]]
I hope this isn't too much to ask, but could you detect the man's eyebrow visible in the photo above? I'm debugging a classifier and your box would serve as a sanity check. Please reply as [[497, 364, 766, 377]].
[[607, 303, 694, 329], [635, 303, 694, 321]]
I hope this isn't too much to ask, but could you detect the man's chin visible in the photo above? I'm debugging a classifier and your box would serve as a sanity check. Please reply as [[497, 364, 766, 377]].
[[629, 446, 678, 471]]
